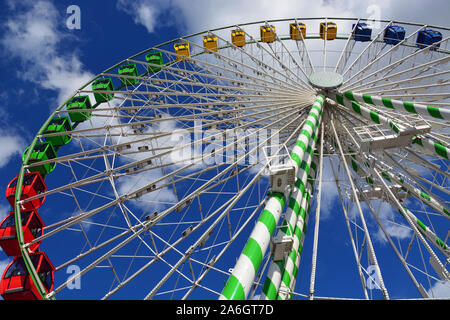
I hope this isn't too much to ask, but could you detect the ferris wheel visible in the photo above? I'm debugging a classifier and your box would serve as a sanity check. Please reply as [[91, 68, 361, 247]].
[[0, 17, 449, 300]]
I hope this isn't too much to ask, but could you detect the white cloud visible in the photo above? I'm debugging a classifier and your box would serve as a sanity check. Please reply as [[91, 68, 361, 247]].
[[117, 0, 382, 35], [374, 218, 412, 243], [0, 1, 91, 170], [0, 130, 25, 168], [0, 203, 12, 254], [0, 258, 10, 280], [369, 200, 412, 244], [0, 255, 11, 300], [115, 0, 346, 35], [1, 0, 94, 106], [114, 115, 182, 213], [116, 0, 180, 33], [317, 157, 340, 220], [116, 0, 450, 37], [427, 280, 450, 298], [0, 258, 9, 299], [0, 202, 11, 223], [171, 0, 356, 33]]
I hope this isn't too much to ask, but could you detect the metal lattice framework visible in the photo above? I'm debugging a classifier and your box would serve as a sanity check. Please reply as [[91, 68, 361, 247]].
[[7, 17, 450, 300]]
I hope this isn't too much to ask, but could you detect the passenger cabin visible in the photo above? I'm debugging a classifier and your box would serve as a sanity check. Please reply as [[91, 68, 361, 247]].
[[43, 116, 72, 147], [118, 63, 139, 86], [6, 172, 47, 211], [384, 25, 405, 45], [0, 252, 54, 300], [260, 25, 276, 43], [203, 35, 218, 53], [22, 142, 57, 176], [66, 95, 92, 123], [290, 23, 306, 40], [174, 42, 190, 61], [145, 51, 164, 73], [352, 22, 372, 42], [416, 29, 442, 50], [0, 210, 44, 257], [231, 28, 245, 47], [320, 22, 337, 40], [92, 78, 114, 103]]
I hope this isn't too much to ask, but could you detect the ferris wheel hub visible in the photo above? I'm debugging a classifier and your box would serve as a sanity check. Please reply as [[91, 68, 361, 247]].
[[308, 71, 343, 89]]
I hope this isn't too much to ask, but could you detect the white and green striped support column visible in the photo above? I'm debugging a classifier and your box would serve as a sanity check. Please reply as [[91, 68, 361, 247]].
[[412, 135, 449, 161], [279, 190, 311, 300], [341, 91, 450, 122], [260, 141, 318, 300], [335, 91, 450, 161], [378, 166, 450, 220], [407, 206, 450, 250], [332, 93, 404, 134], [400, 206, 450, 259], [348, 149, 450, 220], [288, 95, 325, 169], [220, 94, 325, 300], [285, 194, 312, 300], [278, 154, 318, 300], [260, 134, 319, 300], [220, 192, 286, 300], [348, 152, 450, 259], [259, 96, 323, 300]]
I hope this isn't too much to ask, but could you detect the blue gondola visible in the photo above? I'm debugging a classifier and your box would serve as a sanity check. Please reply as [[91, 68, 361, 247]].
[[416, 29, 442, 50], [352, 22, 372, 42], [384, 25, 405, 45]]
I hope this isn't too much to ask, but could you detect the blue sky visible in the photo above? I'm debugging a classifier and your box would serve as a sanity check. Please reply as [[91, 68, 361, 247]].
[[0, 0, 449, 300]]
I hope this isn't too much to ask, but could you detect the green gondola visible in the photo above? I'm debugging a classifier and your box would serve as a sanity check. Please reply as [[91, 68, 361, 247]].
[[23, 141, 57, 176], [118, 63, 139, 86], [145, 51, 164, 73], [92, 78, 114, 103], [66, 95, 92, 123], [43, 116, 72, 147]]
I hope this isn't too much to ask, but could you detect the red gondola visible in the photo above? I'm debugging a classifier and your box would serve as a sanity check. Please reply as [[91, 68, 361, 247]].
[[0, 251, 54, 300], [6, 172, 47, 211], [0, 210, 44, 257]]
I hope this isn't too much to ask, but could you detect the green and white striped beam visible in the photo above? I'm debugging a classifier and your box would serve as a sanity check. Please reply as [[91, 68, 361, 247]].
[[399, 206, 450, 259], [378, 165, 450, 220], [289, 95, 325, 169], [260, 135, 319, 300], [412, 135, 450, 161], [260, 95, 323, 300], [219, 192, 286, 300], [278, 155, 318, 300], [348, 148, 450, 220], [347, 149, 450, 259], [332, 93, 405, 134], [341, 91, 450, 121], [220, 94, 325, 300], [279, 190, 311, 300], [355, 156, 450, 258], [333, 93, 450, 161]]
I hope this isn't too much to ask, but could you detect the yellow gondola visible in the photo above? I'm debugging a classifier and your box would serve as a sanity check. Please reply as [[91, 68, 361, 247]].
[[260, 25, 276, 43], [320, 22, 337, 40], [174, 42, 190, 61], [203, 35, 218, 53], [231, 28, 245, 47], [290, 23, 306, 40]]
